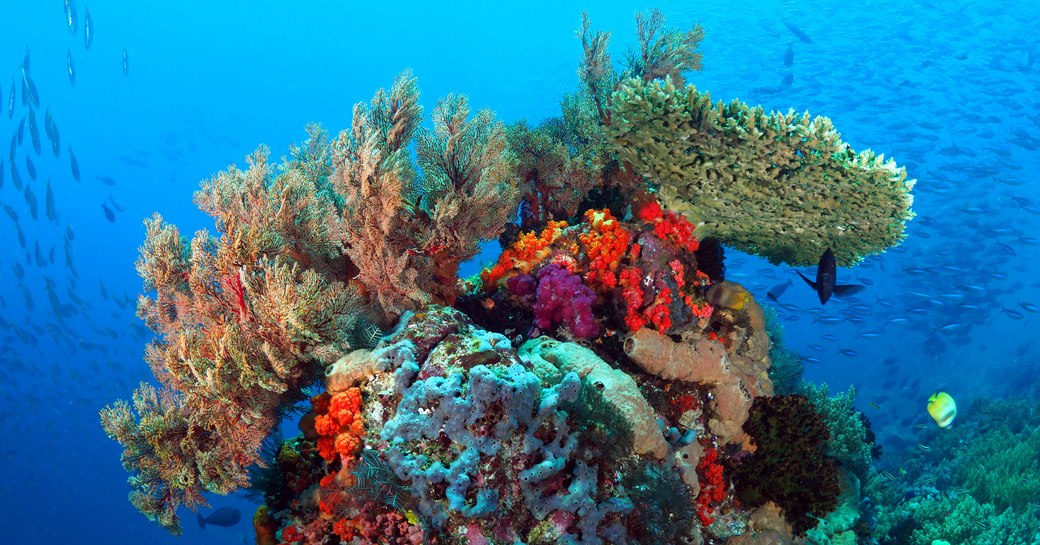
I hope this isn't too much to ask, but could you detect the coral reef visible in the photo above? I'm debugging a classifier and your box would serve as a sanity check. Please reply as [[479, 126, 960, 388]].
[[869, 397, 1040, 545], [99, 8, 914, 544], [799, 383, 877, 481]]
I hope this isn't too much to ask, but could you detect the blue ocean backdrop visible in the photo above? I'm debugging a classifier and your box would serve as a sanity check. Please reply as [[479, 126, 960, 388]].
[[1, 1, 1038, 543]]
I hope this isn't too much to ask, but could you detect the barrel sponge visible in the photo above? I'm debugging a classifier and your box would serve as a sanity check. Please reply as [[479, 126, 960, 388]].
[[518, 336, 669, 459], [608, 76, 915, 266], [624, 328, 771, 447]]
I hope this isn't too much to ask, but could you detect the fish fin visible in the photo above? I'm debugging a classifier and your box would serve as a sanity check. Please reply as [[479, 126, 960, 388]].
[[198, 513, 206, 530], [796, 270, 818, 290], [833, 283, 865, 297]]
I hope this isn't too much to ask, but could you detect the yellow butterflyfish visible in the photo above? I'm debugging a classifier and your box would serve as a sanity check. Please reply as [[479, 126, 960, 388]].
[[927, 392, 957, 429]]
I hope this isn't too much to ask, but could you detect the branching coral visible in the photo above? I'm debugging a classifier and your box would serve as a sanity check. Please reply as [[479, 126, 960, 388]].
[[800, 383, 876, 481], [608, 76, 915, 266]]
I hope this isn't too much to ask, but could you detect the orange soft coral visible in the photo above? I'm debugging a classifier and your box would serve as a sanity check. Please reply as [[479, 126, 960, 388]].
[[314, 388, 365, 463], [637, 199, 699, 253], [481, 220, 568, 288], [579, 209, 631, 290]]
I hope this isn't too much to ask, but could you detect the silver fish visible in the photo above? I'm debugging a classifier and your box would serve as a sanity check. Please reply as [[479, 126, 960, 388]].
[[65, 0, 78, 34], [122, 48, 129, 76], [67, 50, 76, 86], [84, 5, 94, 49]]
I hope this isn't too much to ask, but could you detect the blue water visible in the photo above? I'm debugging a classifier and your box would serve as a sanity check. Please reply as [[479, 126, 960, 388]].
[[1, 0, 1038, 543]]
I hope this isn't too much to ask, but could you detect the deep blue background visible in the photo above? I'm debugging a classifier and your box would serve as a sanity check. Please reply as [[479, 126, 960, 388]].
[[1, 1, 1038, 542]]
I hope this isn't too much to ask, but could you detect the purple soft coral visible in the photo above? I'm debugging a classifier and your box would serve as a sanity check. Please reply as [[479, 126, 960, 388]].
[[534, 264, 599, 339]]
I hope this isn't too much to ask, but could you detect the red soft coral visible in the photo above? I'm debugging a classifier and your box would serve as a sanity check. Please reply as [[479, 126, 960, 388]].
[[696, 446, 727, 526]]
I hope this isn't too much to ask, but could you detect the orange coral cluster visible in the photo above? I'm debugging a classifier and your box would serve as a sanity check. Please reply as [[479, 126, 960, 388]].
[[481, 220, 569, 288], [578, 209, 630, 289], [696, 445, 727, 526], [313, 389, 365, 464]]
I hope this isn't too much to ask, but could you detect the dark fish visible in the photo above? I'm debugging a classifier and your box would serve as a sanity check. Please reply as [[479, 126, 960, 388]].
[[17, 117, 25, 144], [6, 77, 13, 119], [45, 179, 58, 222], [21, 66, 39, 108], [22, 46, 31, 74], [44, 109, 55, 141], [2, 202, 16, 222], [122, 48, 129, 76], [67, 50, 76, 86], [45, 109, 60, 157], [782, 20, 813, 44], [996, 241, 1017, 256], [69, 148, 80, 181], [198, 507, 241, 529], [84, 5, 94, 49], [97, 175, 116, 186], [10, 160, 22, 191], [25, 155, 36, 181], [65, 0, 77, 34], [24, 185, 38, 220], [1003, 307, 1024, 320], [783, 44, 793, 67], [28, 108, 41, 155], [780, 73, 794, 87], [101, 202, 115, 222], [767, 279, 792, 302], [108, 194, 126, 212], [796, 248, 864, 304], [65, 223, 75, 241]]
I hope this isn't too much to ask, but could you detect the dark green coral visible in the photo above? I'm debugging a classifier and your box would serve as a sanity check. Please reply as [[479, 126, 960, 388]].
[[727, 395, 840, 535]]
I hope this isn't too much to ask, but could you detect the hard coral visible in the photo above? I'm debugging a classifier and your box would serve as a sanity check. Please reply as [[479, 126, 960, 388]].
[[609, 76, 915, 266], [727, 395, 840, 536]]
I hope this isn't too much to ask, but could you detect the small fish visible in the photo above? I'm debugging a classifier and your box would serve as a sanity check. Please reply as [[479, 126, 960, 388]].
[[797, 248, 864, 304], [839, 348, 858, 358], [2, 202, 16, 221], [84, 5, 94, 49], [101, 202, 116, 222], [21, 65, 39, 108], [780, 73, 794, 87], [936, 323, 962, 333], [0, 159, 3, 189], [1020, 302, 1040, 313], [913, 423, 928, 430], [67, 50, 76, 86], [24, 185, 38, 220], [96, 175, 117, 186], [856, 331, 882, 339], [996, 241, 1017, 256], [10, 160, 22, 191], [69, 148, 81, 181], [927, 391, 956, 429], [22, 46, 31, 74], [767, 279, 792, 302], [1003, 307, 1025, 320], [107, 195, 126, 212], [25, 155, 36, 181], [17, 117, 25, 144], [705, 281, 752, 310], [122, 48, 129, 76], [868, 402, 881, 410], [45, 179, 57, 222], [197, 507, 241, 529], [65, 223, 75, 241], [783, 44, 793, 67], [65, 0, 78, 34], [6, 77, 13, 119], [27, 107, 41, 155], [782, 20, 813, 44], [917, 443, 932, 452]]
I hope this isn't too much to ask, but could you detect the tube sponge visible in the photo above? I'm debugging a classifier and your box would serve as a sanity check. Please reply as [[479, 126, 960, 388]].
[[608, 76, 915, 266]]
